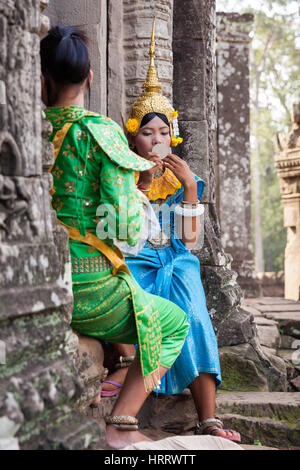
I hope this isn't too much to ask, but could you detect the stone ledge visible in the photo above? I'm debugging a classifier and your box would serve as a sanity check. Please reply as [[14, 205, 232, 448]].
[[219, 413, 300, 448], [264, 312, 300, 339], [216, 391, 300, 420]]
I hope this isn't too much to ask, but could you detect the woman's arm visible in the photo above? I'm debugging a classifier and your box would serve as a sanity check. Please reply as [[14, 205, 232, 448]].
[[163, 154, 201, 248]]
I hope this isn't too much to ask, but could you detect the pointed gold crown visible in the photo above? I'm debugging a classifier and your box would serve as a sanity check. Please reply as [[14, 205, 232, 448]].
[[126, 18, 178, 141]]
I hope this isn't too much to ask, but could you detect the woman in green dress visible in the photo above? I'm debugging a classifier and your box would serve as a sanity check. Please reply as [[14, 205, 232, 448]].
[[40, 25, 189, 449]]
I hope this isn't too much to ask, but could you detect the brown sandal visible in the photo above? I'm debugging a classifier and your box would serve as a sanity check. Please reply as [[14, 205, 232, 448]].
[[195, 417, 241, 443]]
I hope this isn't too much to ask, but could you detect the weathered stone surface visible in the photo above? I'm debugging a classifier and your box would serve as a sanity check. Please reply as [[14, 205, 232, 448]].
[[38, 410, 101, 450], [220, 413, 300, 448], [107, 0, 173, 126], [257, 271, 284, 298], [219, 345, 268, 392], [176, 121, 210, 202], [291, 376, 300, 391], [216, 391, 300, 419], [219, 342, 287, 392], [137, 390, 300, 448], [264, 312, 300, 339], [245, 297, 296, 305], [256, 323, 280, 350], [0, 0, 101, 450], [214, 308, 255, 347], [45, 0, 108, 115], [216, 12, 260, 298], [73, 333, 107, 410], [172, 1, 269, 390], [138, 390, 197, 434], [257, 304, 300, 312], [280, 334, 299, 349], [275, 102, 300, 301]]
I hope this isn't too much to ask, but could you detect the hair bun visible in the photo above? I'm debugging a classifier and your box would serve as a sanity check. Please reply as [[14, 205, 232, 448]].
[[40, 25, 90, 85]]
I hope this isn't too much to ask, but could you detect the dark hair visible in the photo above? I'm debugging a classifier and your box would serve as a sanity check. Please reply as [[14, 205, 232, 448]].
[[40, 26, 90, 105], [140, 112, 170, 128]]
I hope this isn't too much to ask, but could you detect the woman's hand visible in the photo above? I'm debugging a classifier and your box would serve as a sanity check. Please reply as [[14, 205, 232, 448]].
[[163, 154, 195, 188], [138, 152, 164, 187]]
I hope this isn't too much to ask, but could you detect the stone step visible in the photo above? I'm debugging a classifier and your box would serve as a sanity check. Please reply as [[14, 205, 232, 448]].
[[264, 312, 300, 338], [219, 413, 300, 448], [255, 320, 280, 349], [216, 392, 300, 448], [257, 305, 300, 312], [216, 391, 300, 421], [278, 349, 300, 363], [135, 391, 300, 449], [244, 297, 298, 305]]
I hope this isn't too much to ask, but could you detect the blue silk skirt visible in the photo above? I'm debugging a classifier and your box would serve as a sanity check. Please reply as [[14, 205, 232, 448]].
[[126, 244, 222, 395]]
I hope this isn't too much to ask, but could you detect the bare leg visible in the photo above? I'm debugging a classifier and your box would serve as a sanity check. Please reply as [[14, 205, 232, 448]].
[[106, 358, 168, 449], [189, 373, 241, 441], [102, 343, 135, 391], [91, 343, 135, 405]]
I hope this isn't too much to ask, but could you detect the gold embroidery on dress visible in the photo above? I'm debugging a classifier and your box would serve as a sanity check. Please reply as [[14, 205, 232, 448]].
[[148, 168, 181, 201]]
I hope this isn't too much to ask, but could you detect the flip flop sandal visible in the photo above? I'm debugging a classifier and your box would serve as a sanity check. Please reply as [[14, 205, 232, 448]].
[[101, 380, 123, 397]]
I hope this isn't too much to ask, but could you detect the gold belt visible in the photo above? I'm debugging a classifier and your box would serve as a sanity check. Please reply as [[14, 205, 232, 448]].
[[72, 255, 112, 274]]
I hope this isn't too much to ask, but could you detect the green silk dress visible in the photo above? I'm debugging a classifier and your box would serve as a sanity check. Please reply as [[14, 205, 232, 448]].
[[45, 106, 189, 391]]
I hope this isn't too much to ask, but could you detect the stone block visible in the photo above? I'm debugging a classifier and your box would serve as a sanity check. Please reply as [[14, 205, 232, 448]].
[[216, 308, 255, 347], [45, 1, 107, 115], [290, 375, 300, 391], [38, 410, 101, 450], [264, 312, 300, 339], [173, 0, 204, 40], [173, 39, 206, 121], [73, 333, 107, 410], [138, 390, 197, 434], [256, 324, 280, 350], [219, 345, 268, 392], [107, 0, 124, 125], [45, 0, 105, 26], [219, 413, 300, 448], [216, 391, 300, 421], [280, 334, 299, 349], [176, 120, 210, 202], [218, 341, 287, 392]]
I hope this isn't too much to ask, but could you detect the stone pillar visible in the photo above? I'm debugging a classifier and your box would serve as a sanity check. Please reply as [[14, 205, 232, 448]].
[[216, 12, 260, 298], [108, 0, 174, 127], [44, 0, 107, 115], [0, 0, 100, 450], [173, 0, 246, 343], [275, 102, 300, 301], [173, 0, 286, 391]]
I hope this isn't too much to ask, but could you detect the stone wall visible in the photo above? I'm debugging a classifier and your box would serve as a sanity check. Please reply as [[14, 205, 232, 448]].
[[45, 0, 107, 115], [108, 0, 174, 127], [216, 12, 260, 298], [0, 0, 100, 450], [173, 0, 245, 343], [173, 0, 286, 392], [275, 102, 300, 301]]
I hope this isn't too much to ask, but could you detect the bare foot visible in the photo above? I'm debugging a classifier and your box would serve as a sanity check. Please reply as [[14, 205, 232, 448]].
[[102, 368, 128, 392], [106, 424, 152, 449], [204, 426, 241, 443]]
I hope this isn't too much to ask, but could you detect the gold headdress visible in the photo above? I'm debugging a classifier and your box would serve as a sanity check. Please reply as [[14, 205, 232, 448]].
[[126, 19, 183, 147]]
